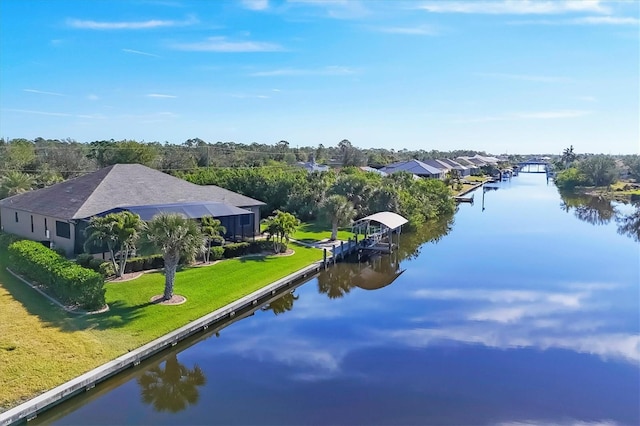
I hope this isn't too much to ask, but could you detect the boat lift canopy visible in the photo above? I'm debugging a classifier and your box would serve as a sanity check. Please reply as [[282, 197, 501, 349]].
[[352, 212, 408, 232]]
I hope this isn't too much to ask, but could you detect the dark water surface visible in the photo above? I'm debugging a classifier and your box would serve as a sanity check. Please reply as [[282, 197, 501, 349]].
[[37, 174, 639, 425]]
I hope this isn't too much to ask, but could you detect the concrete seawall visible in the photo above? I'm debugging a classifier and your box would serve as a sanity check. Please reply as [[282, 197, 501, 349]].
[[0, 260, 326, 426]]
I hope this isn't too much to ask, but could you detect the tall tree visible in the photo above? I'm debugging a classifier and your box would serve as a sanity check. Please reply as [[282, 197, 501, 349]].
[[142, 213, 205, 300], [578, 155, 618, 187], [84, 211, 142, 278], [561, 145, 577, 166], [0, 171, 35, 198], [320, 194, 356, 241], [200, 216, 226, 263]]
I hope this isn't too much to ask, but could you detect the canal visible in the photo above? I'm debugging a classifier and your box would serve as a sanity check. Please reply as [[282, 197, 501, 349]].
[[35, 173, 639, 425]]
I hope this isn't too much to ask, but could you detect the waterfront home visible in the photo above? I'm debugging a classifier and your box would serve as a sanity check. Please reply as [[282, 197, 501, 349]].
[[379, 160, 445, 179], [0, 164, 265, 257], [436, 158, 471, 177], [455, 157, 481, 175]]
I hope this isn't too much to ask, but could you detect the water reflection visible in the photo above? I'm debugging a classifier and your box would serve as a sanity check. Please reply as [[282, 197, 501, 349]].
[[261, 291, 299, 315], [395, 214, 454, 261], [560, 192, 617, 225], [560, 192, 640, 241], [137, 354, 206, 413], [616, 202, 640, 242], [317, 252, 405, 298]]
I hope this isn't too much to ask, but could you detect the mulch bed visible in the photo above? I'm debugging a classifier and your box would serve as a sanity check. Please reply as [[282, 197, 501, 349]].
[[150, 294, 187, 305]]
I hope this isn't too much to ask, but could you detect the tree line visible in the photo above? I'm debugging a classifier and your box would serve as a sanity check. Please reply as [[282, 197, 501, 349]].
[[554, 146, 640, 190], [0, 137, 489, 198], [178, 165, 456, 228]]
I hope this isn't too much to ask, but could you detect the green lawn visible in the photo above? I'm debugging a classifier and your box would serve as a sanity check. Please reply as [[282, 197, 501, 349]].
[[0, 244, 323, 411], [292, 221, 355, 243]]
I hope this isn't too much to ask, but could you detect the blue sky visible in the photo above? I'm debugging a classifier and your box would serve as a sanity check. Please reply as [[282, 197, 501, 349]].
[[0, 0, 638, 154]]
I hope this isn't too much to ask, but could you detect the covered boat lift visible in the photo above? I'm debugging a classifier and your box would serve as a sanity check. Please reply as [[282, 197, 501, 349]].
[[351, 211, 408, 254]]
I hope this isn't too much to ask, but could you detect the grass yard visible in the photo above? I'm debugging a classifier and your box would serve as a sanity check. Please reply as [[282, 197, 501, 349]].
[[454, 182, 480, 196], [292, 221, 355, 243], [464, 176, 487, 183], [0, 243, 323, 411]]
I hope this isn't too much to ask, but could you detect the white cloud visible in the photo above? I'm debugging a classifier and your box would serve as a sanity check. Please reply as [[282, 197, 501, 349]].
[[146, 93, 177, 98], [87, 94, 100, 101], [510, 16, 640, 26], [376, 25, 440, 35], [241, 0, 269, 11], [418, 0, 610, 15], [571, 16, 640, 25], [515, 110, 592, 119], [170, 36, 283, 52], [67, 15, 196, 30], [454, 110, 592, 123], [476, 72, 570, 83], [287, 0, 370, 19], [4, 108, 71, 117], [122, 48, 160, 58], [250, 65, 356, 76], [23, 89, 66, 96]]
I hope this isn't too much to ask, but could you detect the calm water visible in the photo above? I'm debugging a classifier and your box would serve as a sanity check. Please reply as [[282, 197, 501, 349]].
[[36, 174, 639, 425]]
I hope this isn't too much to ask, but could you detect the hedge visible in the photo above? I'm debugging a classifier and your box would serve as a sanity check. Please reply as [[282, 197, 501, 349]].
[[8, 240, 106, 310]]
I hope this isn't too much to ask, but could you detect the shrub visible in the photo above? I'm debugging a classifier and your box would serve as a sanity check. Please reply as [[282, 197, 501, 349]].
[[223, 242, 251, 258], [99, 262, 116, 278], [8, 240, 105, 310], [76, 253, 93, 268], [88, 257, 105, 272], [124, 254, 164, 273], [0, 232, 21, 250], [210, 246, 224, 260]]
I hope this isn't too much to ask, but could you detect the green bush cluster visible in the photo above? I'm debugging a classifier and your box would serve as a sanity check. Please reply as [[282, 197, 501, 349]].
[[124, 254, 164, 273], [0, 231, 21, 250], [221, 241, 274, 258], [76, 253, 115, 278], [8, 240, 106, 310]]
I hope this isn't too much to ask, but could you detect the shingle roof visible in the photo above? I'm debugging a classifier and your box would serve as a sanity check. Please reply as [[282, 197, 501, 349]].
[[437, 158, 468, 170], [0, 164, 265, 219], [379, 160, 443, 176]]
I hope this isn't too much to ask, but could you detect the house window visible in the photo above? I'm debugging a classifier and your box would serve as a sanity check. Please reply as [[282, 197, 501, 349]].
[[15, 212, 18, 223], [44, 218, 48, 231], [55, 221, 71, 239], [30, 215, 34, 233], [241, 214, 251, 226]]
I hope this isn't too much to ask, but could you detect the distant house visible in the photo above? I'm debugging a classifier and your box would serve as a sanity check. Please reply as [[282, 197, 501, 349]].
[[295, 156, 330, 173], [0, 164, 265, 257], [421, 159, 450, 175], [455, 157, 481, 175], [359, 166, 388, 177], [436, 158, 471, 177], [379, 160, 445, 179]]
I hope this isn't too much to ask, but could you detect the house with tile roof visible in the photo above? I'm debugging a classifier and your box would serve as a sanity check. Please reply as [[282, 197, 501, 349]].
[[0, 164, 265, 256]]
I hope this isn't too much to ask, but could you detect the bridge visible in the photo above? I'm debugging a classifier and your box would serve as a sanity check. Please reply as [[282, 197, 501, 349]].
[[517, 158, 551, 174]]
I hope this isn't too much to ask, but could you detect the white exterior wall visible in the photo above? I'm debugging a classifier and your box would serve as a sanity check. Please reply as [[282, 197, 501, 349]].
[[0, 207, 76, 257]]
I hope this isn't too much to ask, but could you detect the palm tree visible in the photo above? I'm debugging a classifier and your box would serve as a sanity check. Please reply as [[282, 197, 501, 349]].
[[142, 213, 205, 300], [0, 171, 35, 199], [261, 210, 300, 253], [262, 292, 299, 315], [138, 354, 206, 413], [84, 211, 142, 278], [200, 216, 226, 263], [320, 194, 356, 241], [561, 145, 576, 166]]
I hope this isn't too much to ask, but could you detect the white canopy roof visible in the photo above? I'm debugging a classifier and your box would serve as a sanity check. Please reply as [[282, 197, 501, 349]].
[[354, 212, 408, 230]]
